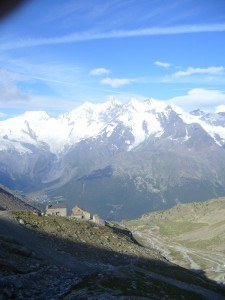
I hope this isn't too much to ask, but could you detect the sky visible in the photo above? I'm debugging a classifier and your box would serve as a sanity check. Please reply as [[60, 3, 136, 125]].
[[0, 0, 225, 117]]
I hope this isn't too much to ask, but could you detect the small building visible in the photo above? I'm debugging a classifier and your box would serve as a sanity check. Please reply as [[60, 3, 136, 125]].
[[93, 214, 105, 226], [45, 203, 67, 217], [71, 205, 90, 220]]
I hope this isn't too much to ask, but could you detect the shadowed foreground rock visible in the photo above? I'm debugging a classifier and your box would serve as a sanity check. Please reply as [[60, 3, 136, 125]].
[[0, 211, 225, 299]]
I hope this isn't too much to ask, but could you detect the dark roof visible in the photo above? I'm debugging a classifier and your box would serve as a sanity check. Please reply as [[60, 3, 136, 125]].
[[47, 203, 66, 209]]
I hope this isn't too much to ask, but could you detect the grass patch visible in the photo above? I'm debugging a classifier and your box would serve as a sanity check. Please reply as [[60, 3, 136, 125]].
[[9, 210, 160, 262], [180, 236, 224, 251], [155, 220, 206, 237]]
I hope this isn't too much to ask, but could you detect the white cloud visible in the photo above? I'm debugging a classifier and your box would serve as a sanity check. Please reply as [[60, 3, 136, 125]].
[[1, 23, 225, 50], [89, 68, 110, 76], [0, 70, 27, 102], [0, 112, 7, 118], [0, 91, 78, 111], [168, 88, 225, 111], [0, 71, 78, 111], [215, 105, 225, 113], [154, 61, 171, 68], [173, 66, 224, 77], [6, 60, 80, 85], [0, 57, 84, 100], [101, 77, 135, 88]]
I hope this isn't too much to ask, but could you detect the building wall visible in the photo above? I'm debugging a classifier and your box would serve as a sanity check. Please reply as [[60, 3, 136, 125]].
[[71, 214, 83, 219], [93, 214, 105, 226], [71, 206, 90, 220], [46, 208, 67, 217], [83, 211, 91, 220], [72, 206, 81, 215]]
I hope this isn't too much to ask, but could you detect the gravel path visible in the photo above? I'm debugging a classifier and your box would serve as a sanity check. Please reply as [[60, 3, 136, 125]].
[[0, 211, 94, 275], [135, 228, 225, 284]]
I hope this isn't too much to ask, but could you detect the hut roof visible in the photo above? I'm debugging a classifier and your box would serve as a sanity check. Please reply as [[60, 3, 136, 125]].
[[47, 203, 66, 209]]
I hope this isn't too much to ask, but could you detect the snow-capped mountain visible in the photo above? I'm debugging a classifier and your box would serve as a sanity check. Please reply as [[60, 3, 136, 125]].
[[1, 97, 225, 154], [1, 98, 225, 219]]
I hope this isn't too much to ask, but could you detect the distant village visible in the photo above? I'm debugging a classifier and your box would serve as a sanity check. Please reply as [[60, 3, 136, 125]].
[[45, 203, 105, 226]]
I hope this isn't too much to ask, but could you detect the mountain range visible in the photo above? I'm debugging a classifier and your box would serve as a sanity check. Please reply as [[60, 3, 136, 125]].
[[0, 97, 225, 219]]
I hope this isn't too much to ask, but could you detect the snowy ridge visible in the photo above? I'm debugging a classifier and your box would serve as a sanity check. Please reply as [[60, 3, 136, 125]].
[[0, 98, 225, 155], [172, 106, 225, 144]]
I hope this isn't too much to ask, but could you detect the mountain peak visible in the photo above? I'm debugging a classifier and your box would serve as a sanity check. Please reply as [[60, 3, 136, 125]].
[[105, 96, 121, 106], [1, 98, 225, 157], [144, 98, 167, 112], [190, 109, 205, 116], [23, 111, 49, 120], [99, 97, 122, 112], [127, 98, 141, 109], [78, 102, 96, 111]]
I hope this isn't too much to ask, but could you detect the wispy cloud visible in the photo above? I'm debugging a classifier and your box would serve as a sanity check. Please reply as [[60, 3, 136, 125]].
[[0, 112, 7, 118], [154, 61, 171, 68], [0, 61, 138, 110], [0, 56, 84, 100], [40, 1, 127, 29], [169, 88, 225, 111], [0, 77, 78, 111], [89, 68, 110, 76], [0, 70, 27, 102], [173, 66, 224, 77], [1, 23, 225, 50], [0, 62, 86, 111], [215, 105, 225, 113], [101, 77, 135, 88]]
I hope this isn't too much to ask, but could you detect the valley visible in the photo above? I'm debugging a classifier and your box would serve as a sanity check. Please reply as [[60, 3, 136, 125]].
[[1, 185, 225, 298], [126, 197, 225, 284]]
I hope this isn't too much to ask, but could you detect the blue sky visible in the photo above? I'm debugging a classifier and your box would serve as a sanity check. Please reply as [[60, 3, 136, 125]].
[[0, 0, 225, 117]]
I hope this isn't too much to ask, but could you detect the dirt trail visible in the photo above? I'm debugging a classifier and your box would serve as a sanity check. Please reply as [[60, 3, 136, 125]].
[[0, 211, 94, 275], [135, 229, 225, 284]]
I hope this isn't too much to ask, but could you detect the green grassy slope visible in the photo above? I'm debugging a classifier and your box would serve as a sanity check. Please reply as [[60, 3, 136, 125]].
[[126, 197, 225, 283]]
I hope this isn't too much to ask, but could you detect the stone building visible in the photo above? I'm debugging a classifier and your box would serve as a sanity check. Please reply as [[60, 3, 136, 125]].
[[93, 214, 105, 226], [45, 203, 67, 217], [71, 205, 91, 220]]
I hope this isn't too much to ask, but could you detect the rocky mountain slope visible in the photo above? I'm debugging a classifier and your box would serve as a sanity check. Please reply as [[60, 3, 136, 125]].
[[126, 197, 225, 284], [1, 210, 225, 299], [0, 184, 38, 212], [1, 98, 225, 219]]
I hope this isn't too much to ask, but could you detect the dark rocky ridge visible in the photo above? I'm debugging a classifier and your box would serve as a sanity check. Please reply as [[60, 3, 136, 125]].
[[1, 210, 225, 299], [0, 184, 38, 212]]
